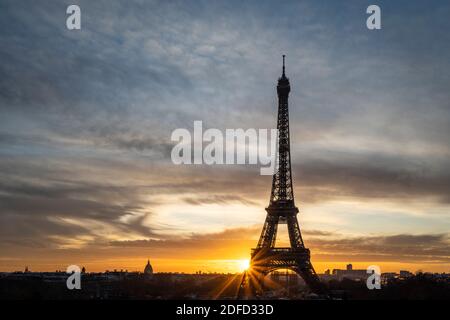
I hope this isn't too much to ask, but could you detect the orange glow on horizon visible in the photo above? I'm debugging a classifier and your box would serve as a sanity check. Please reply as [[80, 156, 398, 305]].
[[2, 256, 448, 275]]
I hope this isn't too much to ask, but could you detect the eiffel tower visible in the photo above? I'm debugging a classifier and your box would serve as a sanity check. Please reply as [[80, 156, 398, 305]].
[[239, 56, 326, 297]]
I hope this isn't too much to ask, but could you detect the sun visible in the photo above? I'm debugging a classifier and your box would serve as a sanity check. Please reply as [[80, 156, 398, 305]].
[[237, 259, 250, 272]]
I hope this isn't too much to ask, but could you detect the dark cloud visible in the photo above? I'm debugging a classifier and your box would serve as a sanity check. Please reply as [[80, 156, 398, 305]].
[[294, 159, 450, 204], [106, 137, 171, 154], [182, 195, 258, 206], [309, 233, 450, 264], [0, 173, 157, 248], [302, 229, 336, 237]]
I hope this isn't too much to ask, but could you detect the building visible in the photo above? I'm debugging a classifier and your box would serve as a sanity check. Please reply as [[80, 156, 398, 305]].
[[381, 272, 398, 285], [144, 259, 153, 277], [399, 270, 413, 278], [331, 264, 368, 281]]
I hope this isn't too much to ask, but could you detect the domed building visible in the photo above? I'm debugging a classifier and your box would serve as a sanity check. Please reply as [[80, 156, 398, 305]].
[[144, 259, 153, 277]]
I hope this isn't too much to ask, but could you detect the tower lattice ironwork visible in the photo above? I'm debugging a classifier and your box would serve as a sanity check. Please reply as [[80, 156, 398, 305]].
[[239, 56, 326, 297]]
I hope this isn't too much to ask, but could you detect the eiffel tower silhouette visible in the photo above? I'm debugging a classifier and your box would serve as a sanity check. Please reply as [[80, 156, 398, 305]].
[[238, 56, 326, 297]]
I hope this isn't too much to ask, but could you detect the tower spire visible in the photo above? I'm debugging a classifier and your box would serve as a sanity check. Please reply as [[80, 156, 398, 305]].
[[282, 54, 286, 77]]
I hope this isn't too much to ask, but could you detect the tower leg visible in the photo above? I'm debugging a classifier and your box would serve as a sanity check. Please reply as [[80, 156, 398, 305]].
[[294, 265, 327, 295]]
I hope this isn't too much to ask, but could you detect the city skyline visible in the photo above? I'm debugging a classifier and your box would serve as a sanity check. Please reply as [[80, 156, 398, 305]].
[[6, 259, 438, 277], [1, 0, 450, 274]]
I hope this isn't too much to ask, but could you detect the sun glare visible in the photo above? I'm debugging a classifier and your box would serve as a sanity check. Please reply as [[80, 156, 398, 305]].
[[238, 259, 250, 272]]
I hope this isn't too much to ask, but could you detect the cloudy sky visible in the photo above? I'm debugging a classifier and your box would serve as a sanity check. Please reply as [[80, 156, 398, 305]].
[[0, 0, 449, 273]]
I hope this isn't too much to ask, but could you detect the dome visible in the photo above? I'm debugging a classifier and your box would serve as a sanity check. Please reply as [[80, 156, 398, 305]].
[[144, 259, 153, 275]]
